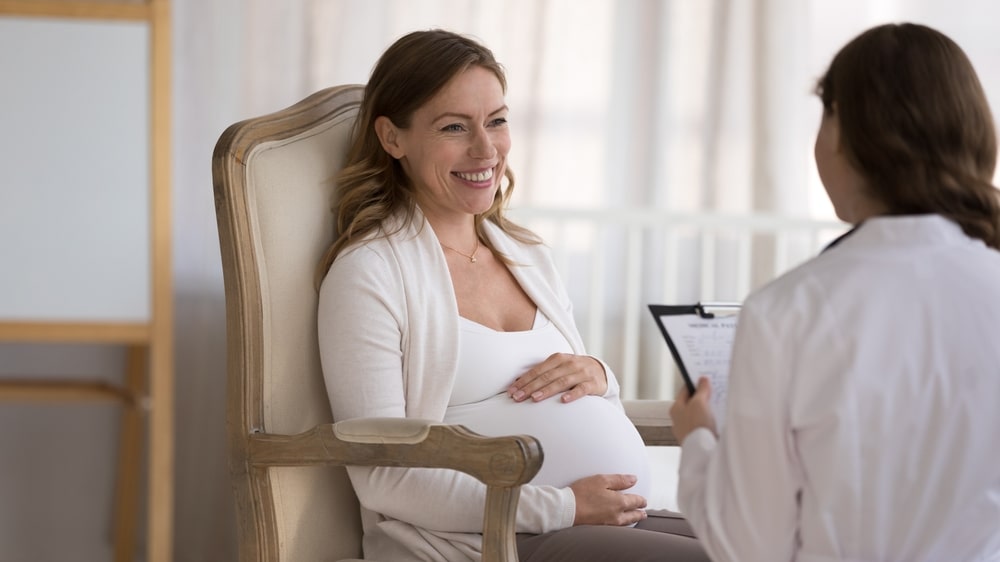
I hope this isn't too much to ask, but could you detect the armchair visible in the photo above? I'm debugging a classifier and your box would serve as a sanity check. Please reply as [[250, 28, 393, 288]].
[[212, 84, 677, 562]]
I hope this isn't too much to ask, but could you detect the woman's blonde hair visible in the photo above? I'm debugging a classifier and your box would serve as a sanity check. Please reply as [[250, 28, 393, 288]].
[[816, 22, 1000, 249], [315, 29, 539, 287]]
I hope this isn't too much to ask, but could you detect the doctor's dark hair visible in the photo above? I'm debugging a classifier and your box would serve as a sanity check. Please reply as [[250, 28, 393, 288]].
[[316, 29, 537, 287], [816, 22, 1000, 250]]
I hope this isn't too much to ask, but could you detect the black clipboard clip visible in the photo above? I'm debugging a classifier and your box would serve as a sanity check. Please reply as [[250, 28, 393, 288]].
[[693, 301, 741, 319]]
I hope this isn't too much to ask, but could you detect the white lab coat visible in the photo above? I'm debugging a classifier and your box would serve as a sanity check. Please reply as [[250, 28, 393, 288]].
[[678, 214, 1000, 562]]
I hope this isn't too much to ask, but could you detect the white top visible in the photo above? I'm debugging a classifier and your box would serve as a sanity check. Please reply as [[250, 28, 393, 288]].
[[318, 208, 624, 561], [449, 310, 552, 405], [446, 312, 650, 499], [678, 215, 1000, 562]]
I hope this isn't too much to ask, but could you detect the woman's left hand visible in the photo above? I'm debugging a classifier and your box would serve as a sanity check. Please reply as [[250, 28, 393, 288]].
[[507, 353, 608, 403], [669, 377, 718, 443]]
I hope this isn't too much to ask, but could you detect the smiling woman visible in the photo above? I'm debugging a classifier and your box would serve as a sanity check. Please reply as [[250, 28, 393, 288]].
[[314, 29, 709, 562], [373, 65, 511, 246]]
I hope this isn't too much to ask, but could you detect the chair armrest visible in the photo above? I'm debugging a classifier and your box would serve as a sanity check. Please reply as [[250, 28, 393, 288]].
[[245, 418, 542, 562], [623, 399, 679, 446], [332, 417, 542, 486]]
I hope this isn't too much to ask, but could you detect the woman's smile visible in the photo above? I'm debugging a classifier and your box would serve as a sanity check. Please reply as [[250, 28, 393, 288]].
[[453, 167, 495, 187]]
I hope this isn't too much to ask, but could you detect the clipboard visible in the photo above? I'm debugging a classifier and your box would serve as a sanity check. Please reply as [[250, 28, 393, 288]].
[[648, 302, 741, 405]]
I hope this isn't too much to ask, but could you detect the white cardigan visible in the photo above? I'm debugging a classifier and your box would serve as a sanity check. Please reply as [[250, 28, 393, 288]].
[[318, 209, 621, 561], [678, 215, 1000, 562]]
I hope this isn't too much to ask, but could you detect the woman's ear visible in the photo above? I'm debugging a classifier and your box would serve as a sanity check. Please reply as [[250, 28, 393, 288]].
[[374, 116, 405, 159]]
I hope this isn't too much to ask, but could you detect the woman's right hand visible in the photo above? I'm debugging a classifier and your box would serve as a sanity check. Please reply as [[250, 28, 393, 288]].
[[569, 474, 648, 526]]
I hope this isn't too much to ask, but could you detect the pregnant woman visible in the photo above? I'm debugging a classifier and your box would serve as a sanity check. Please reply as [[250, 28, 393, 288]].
[[317, 29, 707, 562]]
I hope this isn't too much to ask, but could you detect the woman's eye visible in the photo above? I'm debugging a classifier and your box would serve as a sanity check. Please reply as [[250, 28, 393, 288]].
[[441, 123, 465, 132], [490, 117, 508, 127]]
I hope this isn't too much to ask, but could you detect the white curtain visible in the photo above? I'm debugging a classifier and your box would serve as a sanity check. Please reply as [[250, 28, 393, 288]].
[[165, 0, 1000, 560]]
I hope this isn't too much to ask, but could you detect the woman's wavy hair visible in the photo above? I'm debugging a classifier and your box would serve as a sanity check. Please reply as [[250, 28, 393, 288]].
[[316, 29, 539, 287], [816, 22, 1000, 249]]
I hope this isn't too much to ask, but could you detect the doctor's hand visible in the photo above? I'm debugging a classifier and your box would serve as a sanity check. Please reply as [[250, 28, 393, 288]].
[[570, 474, 648, 527], [507, 353, 607, 403], [669, 377, 718, 443]]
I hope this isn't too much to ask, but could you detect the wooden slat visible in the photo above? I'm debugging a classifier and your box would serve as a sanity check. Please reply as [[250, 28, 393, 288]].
[[0, 0, 150, 20], [146, 0, 174, 559], [0, 322, 150, 344], [635, 425, 679, 447], [114, 345, 146, 562], [624, 399, 680, 446], [0, 380, 132, 402]]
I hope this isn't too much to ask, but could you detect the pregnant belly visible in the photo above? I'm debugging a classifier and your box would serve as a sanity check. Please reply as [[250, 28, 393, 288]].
[[444, 394, 651, 500]]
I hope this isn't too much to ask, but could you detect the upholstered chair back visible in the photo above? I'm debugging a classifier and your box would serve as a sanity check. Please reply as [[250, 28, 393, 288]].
[[213, 85, 366, 561]]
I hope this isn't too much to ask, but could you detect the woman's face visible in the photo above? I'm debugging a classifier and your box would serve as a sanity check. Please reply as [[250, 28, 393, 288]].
[[379, 65, 510, 225]]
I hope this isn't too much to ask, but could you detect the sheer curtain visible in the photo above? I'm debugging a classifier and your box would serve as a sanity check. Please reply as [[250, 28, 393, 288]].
[[168, 0, 1000, 559]]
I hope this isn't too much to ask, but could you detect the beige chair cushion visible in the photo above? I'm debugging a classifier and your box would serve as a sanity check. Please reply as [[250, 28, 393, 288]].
[[246, 99, 362, 561]]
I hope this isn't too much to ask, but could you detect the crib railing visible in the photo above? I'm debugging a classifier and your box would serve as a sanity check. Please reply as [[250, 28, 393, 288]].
[[509, 207, 847, 400]]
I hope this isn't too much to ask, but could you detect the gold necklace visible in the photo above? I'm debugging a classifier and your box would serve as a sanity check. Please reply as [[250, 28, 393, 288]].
[[440, 236, 481, 263]]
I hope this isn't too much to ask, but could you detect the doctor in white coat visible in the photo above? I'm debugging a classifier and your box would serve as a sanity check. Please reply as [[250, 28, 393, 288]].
[[670, 22, 1000, 562]]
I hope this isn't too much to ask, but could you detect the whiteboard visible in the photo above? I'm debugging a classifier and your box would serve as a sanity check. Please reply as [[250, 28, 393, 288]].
[[0, 16, 150, 322]]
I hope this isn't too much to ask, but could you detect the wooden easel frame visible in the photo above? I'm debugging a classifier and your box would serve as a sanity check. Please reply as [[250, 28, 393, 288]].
[[0, 1, 173, 561]]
